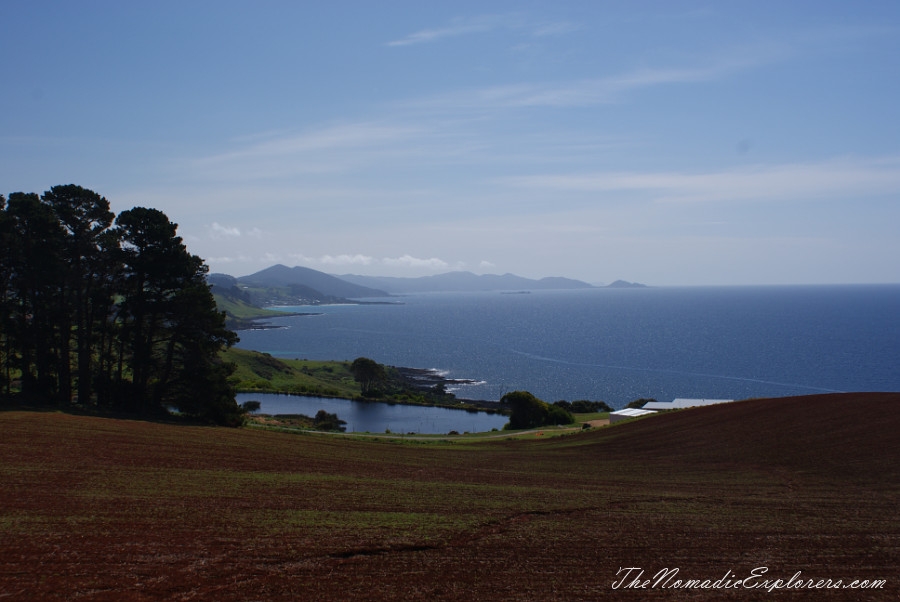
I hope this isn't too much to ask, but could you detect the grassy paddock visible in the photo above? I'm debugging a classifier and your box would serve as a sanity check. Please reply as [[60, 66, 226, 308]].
[[1, 393, 899, 600]]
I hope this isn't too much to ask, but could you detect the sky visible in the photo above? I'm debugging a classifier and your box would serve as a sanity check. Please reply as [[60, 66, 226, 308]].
[[2, 1, 899, 286]]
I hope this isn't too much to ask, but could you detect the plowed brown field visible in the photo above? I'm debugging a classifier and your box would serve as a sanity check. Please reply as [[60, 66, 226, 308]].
[[2, 393, 898, 600]]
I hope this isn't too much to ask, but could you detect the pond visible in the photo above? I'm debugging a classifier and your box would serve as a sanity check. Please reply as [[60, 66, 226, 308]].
[[236, 393, 509, 434]]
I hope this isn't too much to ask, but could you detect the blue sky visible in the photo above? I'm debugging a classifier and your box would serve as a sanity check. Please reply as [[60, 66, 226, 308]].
[[2, 1, 899, 285]]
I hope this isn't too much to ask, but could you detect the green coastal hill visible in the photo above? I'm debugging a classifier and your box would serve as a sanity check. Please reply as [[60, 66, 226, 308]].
[[2, 392, 896, 599], [221, 348, 501, 414], [240, 264, 389, 298]]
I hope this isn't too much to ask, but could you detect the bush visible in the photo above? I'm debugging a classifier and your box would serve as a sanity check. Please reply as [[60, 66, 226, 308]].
[[626, 398, 656, 409], [313, 410, 347, 432], [502, 391, 574, 429], [553, 399, 613, 413], [547, 405, 575, 426], [241, 400, 261, 413], [553, 400, 573, 412], [571, 399, 613, 413]]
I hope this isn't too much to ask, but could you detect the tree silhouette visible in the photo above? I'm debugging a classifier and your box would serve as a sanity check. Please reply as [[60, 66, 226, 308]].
[[0, 186, 242, 425], [350, 357, 386, 396]]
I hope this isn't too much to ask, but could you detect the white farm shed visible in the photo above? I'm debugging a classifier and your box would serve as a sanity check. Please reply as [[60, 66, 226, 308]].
[[609, 408, 657, 424], [642, 398, 735, 410]]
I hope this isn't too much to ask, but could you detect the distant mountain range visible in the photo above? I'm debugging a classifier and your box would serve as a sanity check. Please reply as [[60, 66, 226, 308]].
[[208, 264, 645, 310], [336, 271, 596, 294], [604, 279, 647, 289], [239, 264, 389, 298]]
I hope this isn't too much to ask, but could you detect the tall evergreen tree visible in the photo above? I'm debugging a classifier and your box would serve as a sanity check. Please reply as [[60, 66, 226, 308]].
[[91, 228, 125, 409], [1, 186, 242, 425], [115, 207, 240, 418], [42, 185, 115, 405], [0, 194, 11, 396], [4, 193, 68, 403]]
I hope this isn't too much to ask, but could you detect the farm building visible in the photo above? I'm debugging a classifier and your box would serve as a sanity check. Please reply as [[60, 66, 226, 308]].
[[609, 408, 657, 424], [642, 398, 735, 410]]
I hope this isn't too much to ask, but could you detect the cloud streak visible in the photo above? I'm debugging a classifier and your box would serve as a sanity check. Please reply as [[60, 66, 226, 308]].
[[196, 122, 425, 168], [387, 16, 504, 47], [241, 253, 457, 272], [382, 255, 451, 270], [208, 222, 241, 237], [386, 14, 576, 47], [317, 254, 375, 266], [501, 156, 900, 204], [185, 46, 780, 188], [406, 57, 766, 111]]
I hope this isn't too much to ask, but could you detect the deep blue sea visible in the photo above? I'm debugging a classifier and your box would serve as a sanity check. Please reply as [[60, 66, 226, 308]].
[[234, 285, 900, 410]]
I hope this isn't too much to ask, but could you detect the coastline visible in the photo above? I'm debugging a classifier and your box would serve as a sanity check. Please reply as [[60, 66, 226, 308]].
[[233, 365, 504, 415], [230, 300, 403, 331], [226, 311, 320, 331], [392, 367, 503, 412]]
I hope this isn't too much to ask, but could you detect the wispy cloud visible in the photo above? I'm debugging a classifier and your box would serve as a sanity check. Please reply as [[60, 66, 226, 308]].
[[204, 254, 254, 265], [275, 253, 454, 271], [180, 121, 433, 185], [196, 122, 424, 168], [500, 156, 900, 203], [382, 255, 451, 270], [387, 13, 576, 47], [186, 46, 775, 188], [208, 222, 241, 238], [387, 15, 505, 47], [532, 21, 579, 37], [404, 56, 768, 111], [317, 254, 375, 266], [205, 222, 264, 239]]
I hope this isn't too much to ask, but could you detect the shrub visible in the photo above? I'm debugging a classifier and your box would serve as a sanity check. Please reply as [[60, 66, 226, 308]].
[[313, 410, 347, 432], [241, 400, 261, 413], [502, 391, 574, 429]]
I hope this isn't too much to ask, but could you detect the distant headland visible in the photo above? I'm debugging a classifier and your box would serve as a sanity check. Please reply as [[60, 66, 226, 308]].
[[604, 279, 648, 289], [208, 265, 647, 329], [210, 264, 646, 299]]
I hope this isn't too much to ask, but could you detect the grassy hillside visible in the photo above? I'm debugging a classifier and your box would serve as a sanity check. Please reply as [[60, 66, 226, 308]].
[[211, 291, 303, 330], [1, 393, 897, 600], [223, 347, 500, 412], [212, 292, 287, 320], [223, 347, 360, 398]]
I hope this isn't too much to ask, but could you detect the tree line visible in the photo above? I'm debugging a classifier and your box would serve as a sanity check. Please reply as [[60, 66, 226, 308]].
[[0, 184, 244, 425]]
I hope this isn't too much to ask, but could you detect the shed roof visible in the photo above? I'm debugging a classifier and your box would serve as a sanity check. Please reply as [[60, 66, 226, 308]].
[[642, 398, 735, 410], [609, 408, 657, 422]]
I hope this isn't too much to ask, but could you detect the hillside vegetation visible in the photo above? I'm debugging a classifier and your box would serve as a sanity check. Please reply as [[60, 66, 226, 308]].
[[223, 348, 499, 413], [223, 347, 360, 398], [1, 392, 897, 600], [1, 186, 242, 426]]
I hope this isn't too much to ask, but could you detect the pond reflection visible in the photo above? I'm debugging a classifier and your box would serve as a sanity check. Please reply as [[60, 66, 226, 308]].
[[236, 393, 508, 434]]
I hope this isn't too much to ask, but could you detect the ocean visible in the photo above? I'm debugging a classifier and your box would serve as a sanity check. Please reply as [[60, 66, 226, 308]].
[[234, 285, 900, 410]]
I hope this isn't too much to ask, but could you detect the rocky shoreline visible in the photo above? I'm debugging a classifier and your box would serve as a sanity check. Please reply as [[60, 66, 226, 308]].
[[393, 367, 503, 411], [228, 312, 321, 331]]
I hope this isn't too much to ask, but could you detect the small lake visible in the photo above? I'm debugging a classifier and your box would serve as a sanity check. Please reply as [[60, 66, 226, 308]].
[[236, 393, 509, 434]]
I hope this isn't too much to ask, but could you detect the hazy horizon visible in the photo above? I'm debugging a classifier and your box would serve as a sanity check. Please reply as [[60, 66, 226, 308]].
[[3, 2, 899, 286], [225, 261, 900, 289]]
